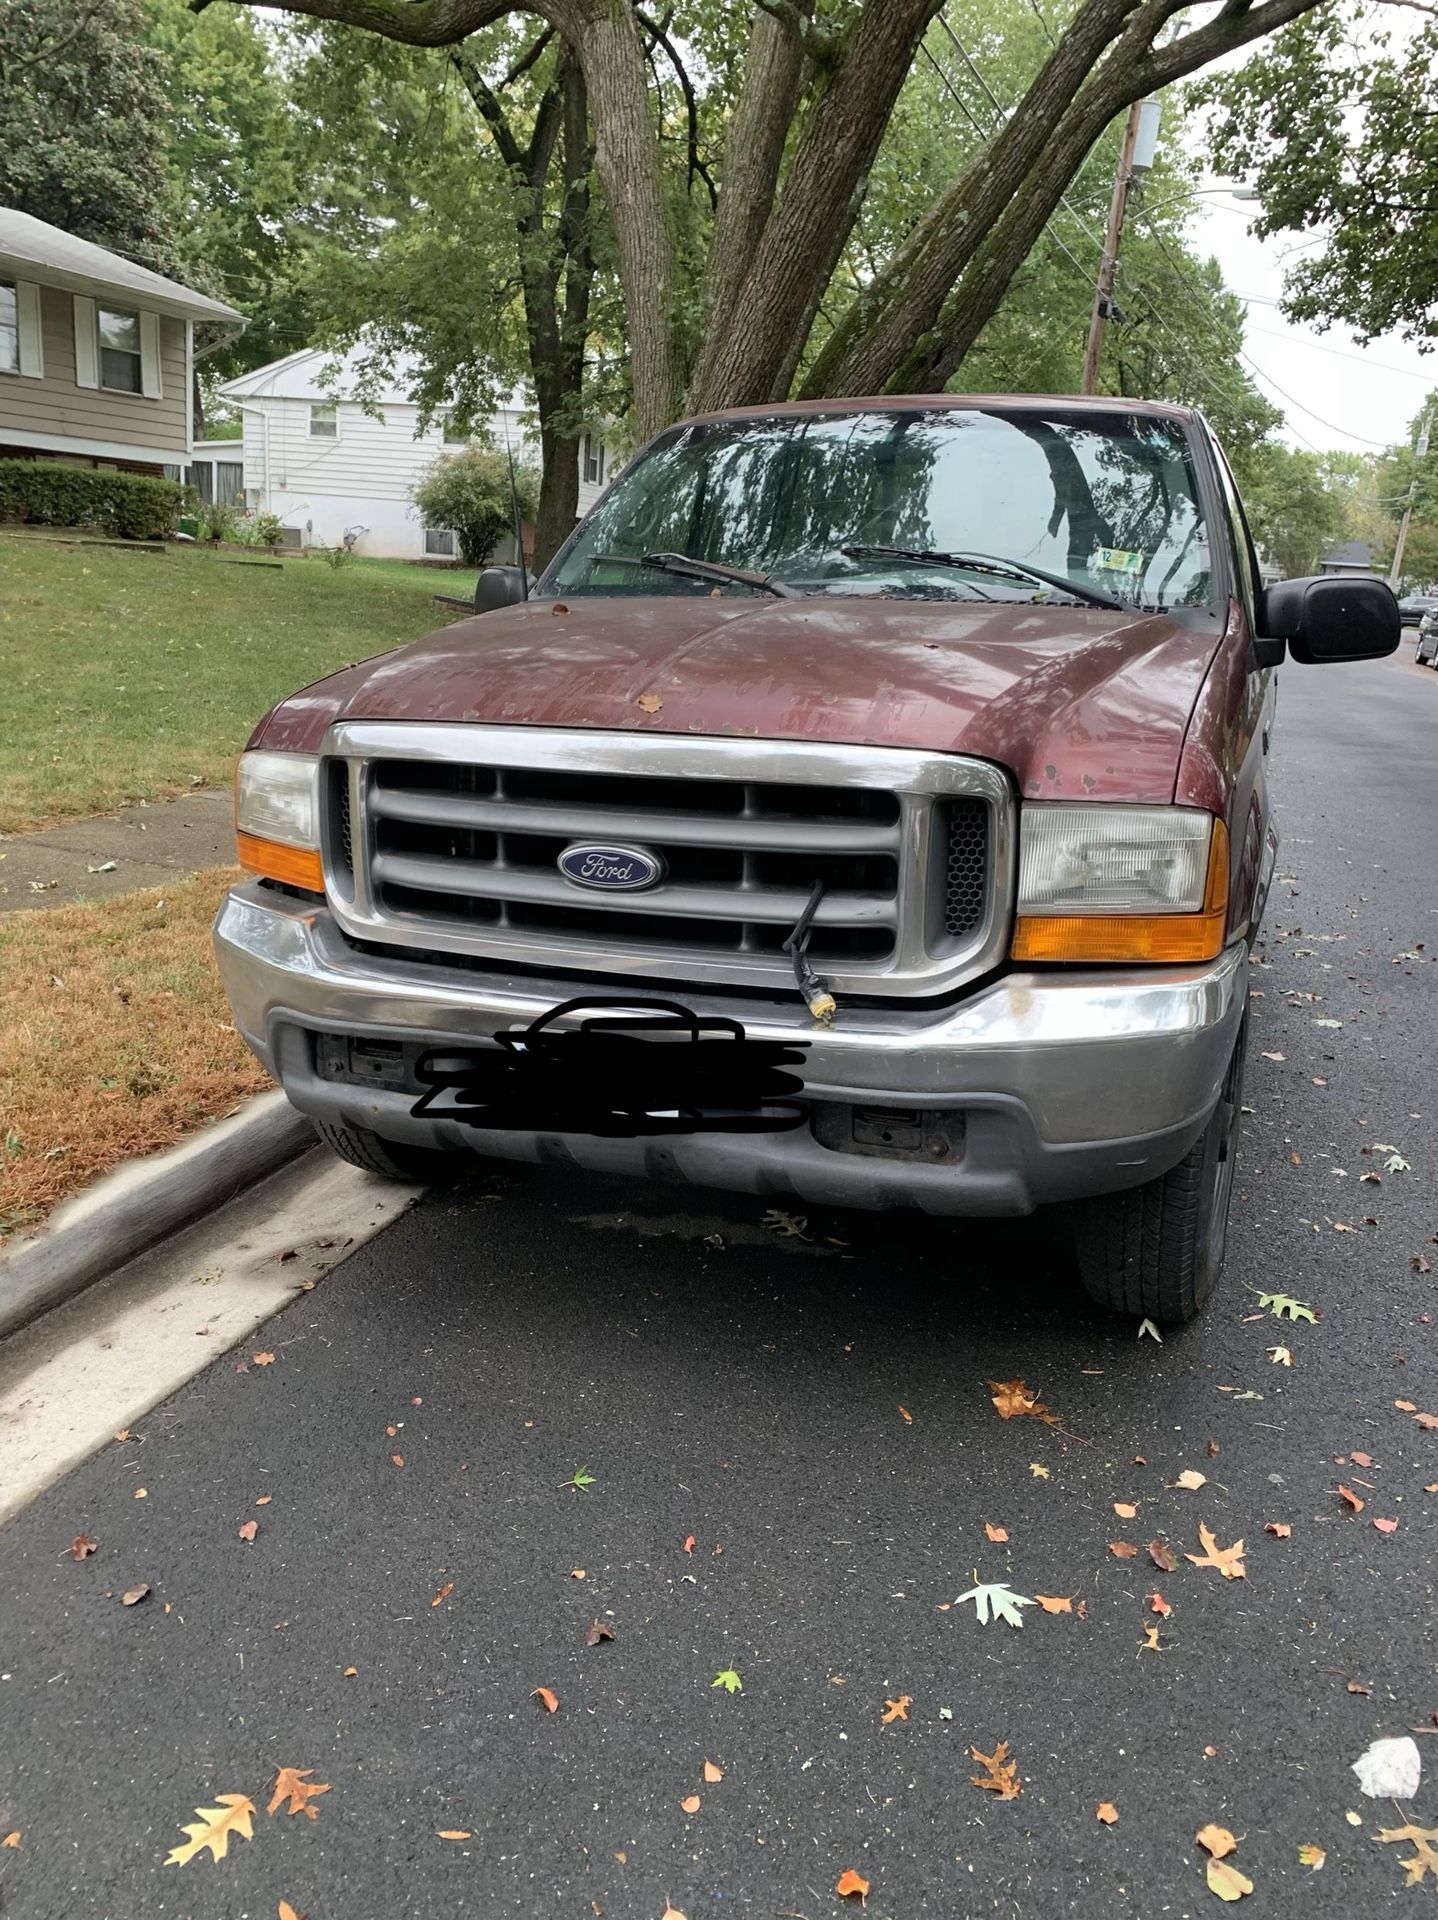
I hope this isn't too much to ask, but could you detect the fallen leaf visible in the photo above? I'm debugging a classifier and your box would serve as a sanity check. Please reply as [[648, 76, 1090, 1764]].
[[1416, 1412, 1438, 1431], [279, 1903, 308, 1920], [1148, 1540, 1179, 1572], [68, 1534, 98, 1559], [1109, 1540, 1138, 1558], [1034, 1594, 1072, 1614], [255, 1495, 273, 1506], [1268, 1345, 1293, 1367], [1413, 1255, 1433, 1274], [165, 1793, 257, 1866], [1207, 1857, 1254, 1900], [1150, 1592, 1172, 1617], [955, 1581, 1034, 1627], [1396, 1399, 1418, 1411], [122, 1582, 150, 1606], [1350, 1450, 1375, 1467], [1264, 1521, 1292, 1538], [898, 1405, 913, 1424], [2, 1832, 20, 1848], [984, 1521, 1009, 1542], [1346, 1810, 1364, 1827], [586, 1620, 616, 1645], [680, 1794, 701, 1814], [238, 1520, 259, 1543], [1347, 1680, 1372, 1696], [882, 1695, 911, 1724], [432, 1583, 454, 1606], [682, 1534, 695, 1554], [1378, 1822, 1438, 1886], [1185, 1523, 1246, 1578], [986, 1378, 1061, 1424], [1296, 1843, 1326, 1870], [1334, 1221, 1357, 1233], [1141, 1623, 1163, 1651], [252, 1352, 276, 1366], [1197, 1824, 1237, 1860], [712, 1667, 743, 1693], [1374, 1516, 1399, 1534], [343, 1667, 357, 1677], [1172, 1469, 1208, 1490], [267, 1768, 331, 1820], [636, 692, 663, 713], [134, 1488, 147, 1499], [392, 1454, 404, 1468], [1258, 1292, 1316, 1322], [571, 1568, 586, 1580], [703, 1760, 723, 1783], [970, 1741, 1022, 1799], [1114, 1502, 1138, 1519], [1097, 1802, 1119, 1825], [1337, 1484, 1365, 1512], [836, 1869, 870, 1898], [532, 1686, 560, 1713], [1207, 1438, 1221, 1456], [437, 1829, 472, 1841], [1030, 1462, 1050, 1479], [1353, 1734, 1422, 1799], [1260, 1050, 1285, 1061], [1137, 1317, 1163, 1343]]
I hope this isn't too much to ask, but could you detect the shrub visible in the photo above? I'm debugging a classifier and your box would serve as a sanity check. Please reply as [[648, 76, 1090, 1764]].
[[196, 499, 238, 543], [247, 511, 285, 547], [411, 446, 537, 567], [0, 459, 184, 540]]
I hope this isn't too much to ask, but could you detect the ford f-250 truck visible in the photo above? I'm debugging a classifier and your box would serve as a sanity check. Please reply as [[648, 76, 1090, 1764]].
[[215, 395, 1398, 1323]]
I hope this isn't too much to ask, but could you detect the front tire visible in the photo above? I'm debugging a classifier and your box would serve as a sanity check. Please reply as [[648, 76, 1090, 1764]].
[[1073, 1014, 1247, 1325], [313, 1118, 470, 1184]]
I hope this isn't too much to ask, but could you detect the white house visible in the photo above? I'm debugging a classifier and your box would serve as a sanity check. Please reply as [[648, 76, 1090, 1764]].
[[213, 346, 612, 559]]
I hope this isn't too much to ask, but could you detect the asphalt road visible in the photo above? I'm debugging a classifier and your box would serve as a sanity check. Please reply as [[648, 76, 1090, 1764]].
[[3, 646, 1436, 1920]]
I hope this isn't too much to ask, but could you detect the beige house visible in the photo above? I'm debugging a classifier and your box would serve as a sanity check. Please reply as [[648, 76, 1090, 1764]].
[[0, 208, 243, 477]]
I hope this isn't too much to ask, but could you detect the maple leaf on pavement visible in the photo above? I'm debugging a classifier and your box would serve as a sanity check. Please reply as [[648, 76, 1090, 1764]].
[[970, 1742, 1022, 1799], [955, 1581, 1034, 1627], [68, 1534, 98, 1559], [165, 1793, 257, 1866], [267, 1767, 331, 1820], [712, 1668, 743, 1693], [1185, 1523, 1246, 1579], [986, 1379, 1060, 1424], [881, 1695, 911, 1723], [835, 1869, 870, 1898], [1197, 1823, 1237, 1860], [1257, 1292, 1316, 1323], [1379, 1824, 1438, 1887]]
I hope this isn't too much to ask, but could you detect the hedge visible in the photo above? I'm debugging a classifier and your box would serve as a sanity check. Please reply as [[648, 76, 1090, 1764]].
[[0, 459, 185, 541]]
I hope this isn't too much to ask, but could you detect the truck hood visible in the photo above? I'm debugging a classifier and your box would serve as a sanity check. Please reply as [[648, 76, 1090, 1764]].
[[256, 595, 1224, 801]]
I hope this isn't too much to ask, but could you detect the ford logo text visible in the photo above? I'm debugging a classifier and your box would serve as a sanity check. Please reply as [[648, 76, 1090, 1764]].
[[557, 842, 666, 891]]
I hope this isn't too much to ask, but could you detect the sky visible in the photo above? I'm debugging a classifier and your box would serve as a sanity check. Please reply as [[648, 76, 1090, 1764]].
[[1188, 189, 1435, 458]]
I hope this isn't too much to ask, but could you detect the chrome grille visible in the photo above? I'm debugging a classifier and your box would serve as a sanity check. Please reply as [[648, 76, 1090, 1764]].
[[321, 724, 1013, 1000]]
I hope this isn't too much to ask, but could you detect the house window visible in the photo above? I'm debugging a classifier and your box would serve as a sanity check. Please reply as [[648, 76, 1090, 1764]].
[[442, 411, 467, 445], [0, 281, 17, 374], [582, 434, 605, 487], [98, 306, 143, 393], [309, 402, 338, 438], [424, 527, 458, 557]]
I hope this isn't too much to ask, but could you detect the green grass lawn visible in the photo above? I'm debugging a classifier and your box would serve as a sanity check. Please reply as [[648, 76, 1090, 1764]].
[[0, 539, 469, 831]]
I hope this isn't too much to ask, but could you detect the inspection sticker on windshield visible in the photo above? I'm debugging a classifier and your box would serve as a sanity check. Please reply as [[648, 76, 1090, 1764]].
[[1093, 546, 1145, 574]]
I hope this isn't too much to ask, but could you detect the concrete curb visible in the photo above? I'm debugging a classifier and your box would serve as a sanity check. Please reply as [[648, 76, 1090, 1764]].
[[0, 1092, 317, 1340]]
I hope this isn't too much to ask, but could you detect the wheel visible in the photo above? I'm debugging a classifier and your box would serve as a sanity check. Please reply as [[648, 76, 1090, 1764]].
[[1073, 1014, 1247, 1324], [313, 1117, 470, 1183]]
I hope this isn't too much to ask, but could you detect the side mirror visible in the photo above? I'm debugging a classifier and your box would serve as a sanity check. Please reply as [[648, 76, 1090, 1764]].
[[1256, 574, 1401, 665], [473, 564, 527, 614]]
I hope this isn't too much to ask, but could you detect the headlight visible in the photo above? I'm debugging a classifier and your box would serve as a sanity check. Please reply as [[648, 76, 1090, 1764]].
[[234, 750, 323, 892], [1012, 804, 1228, 964]]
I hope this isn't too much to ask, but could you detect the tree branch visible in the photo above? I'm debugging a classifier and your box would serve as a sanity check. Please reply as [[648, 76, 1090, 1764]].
[[636, 8, 718, 207], [0, 0, 104, 82], [190, 0, 537, 38], [502, 23, 555, 85]]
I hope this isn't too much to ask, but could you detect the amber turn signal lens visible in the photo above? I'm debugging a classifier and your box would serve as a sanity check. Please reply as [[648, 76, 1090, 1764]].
[[236, 830, 324, 894], [1011, 818, 1229, 964]]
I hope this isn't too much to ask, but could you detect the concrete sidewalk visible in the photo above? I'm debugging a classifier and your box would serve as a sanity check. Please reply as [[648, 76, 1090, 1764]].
[[0, 790, 234, 912]]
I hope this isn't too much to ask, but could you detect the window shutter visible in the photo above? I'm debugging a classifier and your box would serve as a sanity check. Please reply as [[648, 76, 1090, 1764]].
[[16, 281, 43, 377], [73, 295, 98, 387], [139, 311, 163, 398]]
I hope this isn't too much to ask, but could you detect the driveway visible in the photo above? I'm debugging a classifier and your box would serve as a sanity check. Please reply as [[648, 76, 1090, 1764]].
[[2, 650, 1435, 1919]]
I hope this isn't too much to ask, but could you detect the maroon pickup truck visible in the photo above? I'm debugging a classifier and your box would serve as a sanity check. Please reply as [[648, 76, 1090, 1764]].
[[215, 396, 1398, 1322]]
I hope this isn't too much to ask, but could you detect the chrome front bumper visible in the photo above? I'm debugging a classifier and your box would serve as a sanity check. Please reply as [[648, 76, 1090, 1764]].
[[215, 884, 1247, 1216]]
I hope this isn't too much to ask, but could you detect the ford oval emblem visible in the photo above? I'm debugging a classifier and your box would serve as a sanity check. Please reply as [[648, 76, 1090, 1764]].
[[557, 842, 666, 891]]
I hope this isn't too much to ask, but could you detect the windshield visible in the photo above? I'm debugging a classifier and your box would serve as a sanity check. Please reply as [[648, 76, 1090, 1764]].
[[544, 407, 1216, 612]]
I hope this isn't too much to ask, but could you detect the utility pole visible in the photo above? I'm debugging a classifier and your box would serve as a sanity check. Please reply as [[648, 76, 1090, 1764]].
[[1389, 409, 1431, 589], [1081, 99, 1148, 396]]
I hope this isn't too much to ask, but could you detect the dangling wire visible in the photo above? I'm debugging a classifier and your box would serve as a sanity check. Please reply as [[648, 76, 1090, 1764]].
[[783, 881, 837, 1025]]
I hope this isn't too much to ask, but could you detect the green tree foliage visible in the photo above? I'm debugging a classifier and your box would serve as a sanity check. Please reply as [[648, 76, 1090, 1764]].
[[1231, 443, 1351, 578], [1195, 10, 1438, 346], [411, 445, 538, 565], [0, 0, 185, 278]]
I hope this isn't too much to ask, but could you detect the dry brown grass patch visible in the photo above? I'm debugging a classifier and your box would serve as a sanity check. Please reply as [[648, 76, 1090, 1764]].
[[0, 867, 271, 1236]]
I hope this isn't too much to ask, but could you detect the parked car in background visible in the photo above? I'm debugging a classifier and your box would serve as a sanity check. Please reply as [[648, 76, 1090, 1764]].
[[1398, 592, 1438, 628], [1417, 608, 1438, 665], [216, 395, 1400, 1327]]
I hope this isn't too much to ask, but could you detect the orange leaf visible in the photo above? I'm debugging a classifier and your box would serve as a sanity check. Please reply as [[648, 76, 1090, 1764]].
[[636, 692, 663, 713], [703, 1760, 723, 1783], [1097, 1802, 1119, 1825], [69, 1534, 98, 1559], [255, 1495, 272, 1506], [1185, 1523, 1246, 1578], [970, 1741, 1022, 1799], [392, 1454, 405, 1468], [238, 1520, 258, 1543], [661, 1905, 687, 1920], [1416, 1412, 1438, 1431], [1197, 1823, 1238, 1860], [881, 1695, 911, 1723], [532, 1686, 559, 1713], [571, 1568, 586, 1579], [984, 1522, 1008, 1542], [1109, 1540, 1138, 1558], [1034, 1595, 1072, 1614], [1113, 1502, 1138, 1519], [683, 1535, 695, 1555], [1149, 1592, 1172, 1617], [1337, 1484, 1364, 1512], [437, 1830, 472, 1841], [836, 1869, 871, 1898], [1265, 1521, 1291, 1538], [987, 1378, 1060, 1424], [680, 1794, 701, 1814], [1350, 1450, 1375, 1467], [252, 1352, 275, 1366], [432, 1582, 454, 1606], [1373, 1516, 1399, 1534], [1141, 1623, 1163, 1651], [165, 1793, 257, 1866], [898, 1405, 913, 1423], [266, 1767, 331, 1821], [2, 1832, 20, 1848], [279, 1903, 308, 1920], [1395, 1399, 1418, 1411]]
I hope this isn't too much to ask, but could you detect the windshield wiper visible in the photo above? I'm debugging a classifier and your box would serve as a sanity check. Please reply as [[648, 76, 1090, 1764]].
[[841, 545, 1125, 612], [591, 550, 800, 598]]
